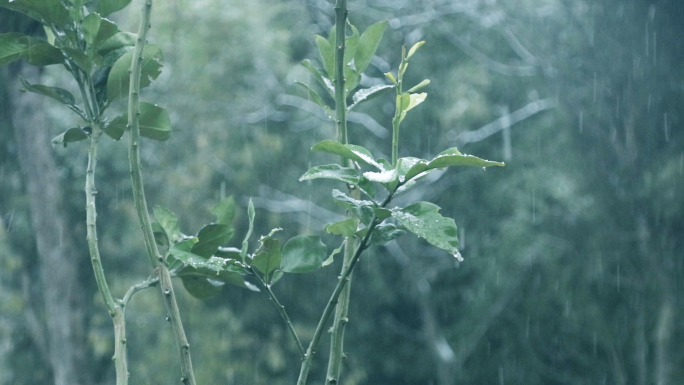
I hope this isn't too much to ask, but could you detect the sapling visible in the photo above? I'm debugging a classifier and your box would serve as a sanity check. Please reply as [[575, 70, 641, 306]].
[[0, 0, 190, 383]]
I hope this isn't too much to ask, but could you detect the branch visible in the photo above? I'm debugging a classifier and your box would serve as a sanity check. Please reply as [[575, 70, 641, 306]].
[[248, 267, 305, 359], [126, 1, 196, 383], [447, 98, 556, 145], [121, 275, 160, 309]]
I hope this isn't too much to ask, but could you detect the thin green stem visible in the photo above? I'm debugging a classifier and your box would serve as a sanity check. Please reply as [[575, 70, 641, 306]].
[[326, 2, 355, 383], [126, 2, 197, 384], [85, 125, 129, 385], [391, 56, 406, 167], [249, 267, 305, 359], [297, 189, 398, 385], [122, 275, 160, 308]]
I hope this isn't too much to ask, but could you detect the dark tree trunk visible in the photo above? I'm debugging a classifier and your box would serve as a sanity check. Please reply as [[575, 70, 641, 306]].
[[6, 63, 92, 385]]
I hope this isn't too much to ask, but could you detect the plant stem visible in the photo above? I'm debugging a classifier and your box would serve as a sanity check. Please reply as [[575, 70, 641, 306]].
[[333, 0, 349, 153], [122, 275, 160, 308], [249, 267, 305, 359], [85, 125, 129, 385], [326, 2, 356, 383], [126, 2, 197, 384], [297, 190, 397, 385], [391, 57, 406, 167]]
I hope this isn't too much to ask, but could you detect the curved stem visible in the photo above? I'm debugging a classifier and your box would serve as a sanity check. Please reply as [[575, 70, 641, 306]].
[[297, 190, 397, 385], [85, 127, 129, 385], [122, 275, 160, 308], [249, 267, 305, 359], [126, 2, 197, 384]]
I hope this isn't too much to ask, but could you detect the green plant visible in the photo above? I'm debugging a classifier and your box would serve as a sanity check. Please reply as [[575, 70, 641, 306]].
[[0, 0, 193, 383], [1, 0, 504, 384]]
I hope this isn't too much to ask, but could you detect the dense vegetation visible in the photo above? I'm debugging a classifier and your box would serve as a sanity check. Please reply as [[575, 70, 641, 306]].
[[1, 0, 682, 384]]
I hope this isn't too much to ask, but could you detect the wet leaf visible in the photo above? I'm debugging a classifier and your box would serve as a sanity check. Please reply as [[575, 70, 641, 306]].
[[252, 238, 281, 275], [280, 235, 327, 274], [354, 20, 388, 75], [190, 224, 234, 259], [322, 240, 345, 267], [97, 0, 133, 17], [295, 81, 333, 118], [107, 44, 163, 101], [314, 34, 334, 79], [391, 202, 461, 258], [212, 196, 236, 225], [369, 223, 406, 245], [325, 218, 359, 238], [299, 164, 360, 185], [301, 59, 335, 96], [19, 76, 75, 106], [0, 0, 71, 27], [0, 33, 64, 66], [51, 127, 87, 148], [104, 102, 171, 141], [153, 206, 181, 244], [404, 148, 504, 182], [348, 84, 393, 112], [311, 140, 382, 169]]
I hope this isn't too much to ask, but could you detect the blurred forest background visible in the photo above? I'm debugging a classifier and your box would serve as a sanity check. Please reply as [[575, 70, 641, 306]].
[[1, 0, 683, 384]]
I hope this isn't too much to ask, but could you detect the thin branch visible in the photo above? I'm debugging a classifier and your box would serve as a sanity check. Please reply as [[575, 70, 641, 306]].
[[121, 275, 159, 308], [447, 98, 556, 145], [248, 267, 305, 359], [126, 1, 196, 383]]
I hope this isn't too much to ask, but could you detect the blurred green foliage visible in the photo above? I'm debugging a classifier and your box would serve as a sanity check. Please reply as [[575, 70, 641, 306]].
[[1, 0, 683, 384]]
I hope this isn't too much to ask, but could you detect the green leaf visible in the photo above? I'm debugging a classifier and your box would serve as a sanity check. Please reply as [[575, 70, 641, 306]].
[[324, 218, 358, 238], [107, 44, 163, 101], [332, 189, 375, 225], [354, 20, 388, 75], [369, 223, 406, 245], [22, 43, 63, 66], [92, 18, 119, 49], [51, 127, 88, 148], [215, 246, 241, 260], [311, 140, 382, 169], [152, 221, 168, 247], [239, 199, 255, 261], [153, 206, 181, 244], [280, 235, 328, 274], [404, 148, 504, 182], [374, 208, 391, 221], [180, 275, 224, 299], [165, 237, 197, 270], [19, 76, 75, 106], [0, 33, 63, 66], [406, 41, 425, 60], [343, 23, 360, 67], [407, 79, 430, 93], [104, 102, 171, 141], [399, 92, 427, 123], [299, 164, 360, 185], [358, 177, 376, 199], [96, 32, 136, 55], [0, 0, 71, 27], [314, 34, 334, 79], [212, 196, 236, 225], [295, 81, 333, 118], [81, 13, 102, 48], [252, 238, 281, 275], [190, 224, 234, 258], [301, 59, 335, 96], [322, 240, 345, 267], [270, 270, 284, 285], [348, 84, 394, 112], [390, 202, 462, 260], [62, 47, 92, 72], [363, 167, 397, 184], [97, 0, 133, 17]]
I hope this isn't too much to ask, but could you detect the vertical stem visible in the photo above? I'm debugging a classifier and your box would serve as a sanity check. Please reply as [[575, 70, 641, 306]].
[[391, 63, 404, 167], [126, 2, 197, 384], [326, 1, 354, 384], [297, 191, 397, 385], [85, 127, 128, 385]]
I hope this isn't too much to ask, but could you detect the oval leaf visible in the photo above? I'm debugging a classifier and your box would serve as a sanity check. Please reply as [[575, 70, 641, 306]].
[[390, 202, 461, 259], [280, 235, 327, 274], [191, 224, 234, 259], [153, 206, 181, 244], [107, 44, 163, 101], [311, 140, 382, 169], [354, 20, 388, 75], [324, 218, 358, 238], [348, 84, 394, 112], [51, 127, 87, 148], [299, 164, 360, 185], [19, 76, 75, 106], [212, 196, 236, 225]]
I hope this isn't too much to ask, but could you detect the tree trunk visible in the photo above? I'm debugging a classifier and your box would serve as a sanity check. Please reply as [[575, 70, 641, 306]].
[[8, 64, 91, 385]]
